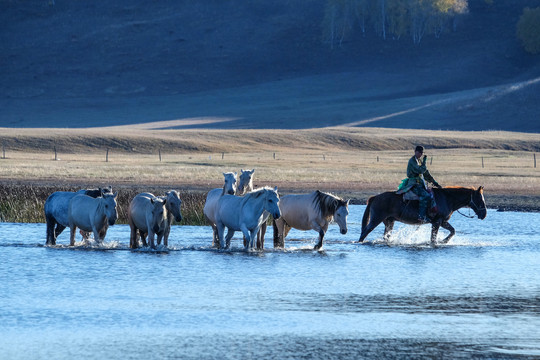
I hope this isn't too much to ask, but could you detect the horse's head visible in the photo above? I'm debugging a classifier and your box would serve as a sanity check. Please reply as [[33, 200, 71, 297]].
[[470, 186, 487, 220], [237, 169, 254, 195], [334, 199, 350, 235], [100, 186, 113, 196], [102, 192, 118, 226], [150, 198, 167, 233], [84, 186, 112, 198], [265, 187, 281, 220], [223, 172, 237, 195], [166, 190, 182, 223]]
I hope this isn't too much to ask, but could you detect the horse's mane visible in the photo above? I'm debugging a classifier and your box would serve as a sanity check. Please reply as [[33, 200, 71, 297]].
[[244, 186, 275, 199], [442, 186, 475, 190], [438, 186, 479, 195], [313, 190, 347, 218]]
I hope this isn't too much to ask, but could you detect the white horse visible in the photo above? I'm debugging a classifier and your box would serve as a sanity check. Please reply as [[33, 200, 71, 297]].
[[160, 190, 182, 246], [236, 169, 269, 249], [68, 192, 118, 246], [214, 187, 281, 249], [237, 169, 255, 195], [131, 190, 182, 248], [203, 172, 237, 247], [128, 193, 168, 249], [273, 190, 349, 250], [44, 186, 112, 245]]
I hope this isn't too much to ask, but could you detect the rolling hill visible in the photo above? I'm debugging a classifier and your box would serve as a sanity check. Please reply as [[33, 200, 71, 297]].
[[1, 0, 539, 132]]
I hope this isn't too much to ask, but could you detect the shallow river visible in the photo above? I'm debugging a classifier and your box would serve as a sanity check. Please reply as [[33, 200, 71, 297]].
[[1, 206, 539, 359]]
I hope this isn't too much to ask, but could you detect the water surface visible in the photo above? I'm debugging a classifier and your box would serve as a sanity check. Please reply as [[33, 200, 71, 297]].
[[1, 206, 539, 359]]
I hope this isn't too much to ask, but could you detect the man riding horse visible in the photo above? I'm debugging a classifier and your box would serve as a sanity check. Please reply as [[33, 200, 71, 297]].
[[397, 145, 442, 222]]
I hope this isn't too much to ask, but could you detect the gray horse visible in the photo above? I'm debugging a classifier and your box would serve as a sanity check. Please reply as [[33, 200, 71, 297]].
[[44, 186, 112, 245], [68, 192, 118, 246], [273, 190, 349, 250], [130, 190, 182, 248], [203, 172, 237, 247]]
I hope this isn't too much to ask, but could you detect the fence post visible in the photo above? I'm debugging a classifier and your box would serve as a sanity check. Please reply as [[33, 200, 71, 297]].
[[534, 153, 537, 168], [481, 156, 484, 168], [159, 149, 162, 162], [222, 152, 224, 160], [430, 156, 433, 165], [377, 156, 379, 162], [2, 143, 5, 159], [106, 148, 109, 162], [273, 153, 276, 160], [54, 146, 57, 161]]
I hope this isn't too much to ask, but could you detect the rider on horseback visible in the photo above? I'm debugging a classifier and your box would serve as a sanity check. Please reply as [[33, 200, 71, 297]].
[[399, 145, 442, 222]]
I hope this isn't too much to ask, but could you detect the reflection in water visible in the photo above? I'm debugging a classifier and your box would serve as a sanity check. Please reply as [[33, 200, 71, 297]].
[[275, 293, 540, 315]]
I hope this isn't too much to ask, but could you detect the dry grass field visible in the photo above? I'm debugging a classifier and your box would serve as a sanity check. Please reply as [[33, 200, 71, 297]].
[[0, 127, 538, 221]]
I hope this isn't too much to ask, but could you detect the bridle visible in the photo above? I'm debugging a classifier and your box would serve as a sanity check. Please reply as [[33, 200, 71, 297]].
[[457, 193, 486, 218]]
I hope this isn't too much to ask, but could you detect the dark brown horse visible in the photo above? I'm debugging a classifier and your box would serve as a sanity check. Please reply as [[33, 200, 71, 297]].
[[359, 186, 487, 244]]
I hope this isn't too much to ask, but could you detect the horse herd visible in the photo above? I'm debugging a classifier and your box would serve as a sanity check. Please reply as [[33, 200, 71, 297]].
[[43, 169, 487, 250]]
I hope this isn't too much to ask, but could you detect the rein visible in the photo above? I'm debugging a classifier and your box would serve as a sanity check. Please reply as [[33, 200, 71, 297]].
[[457, 209, 476, 218], [457, 193, 485, 218]]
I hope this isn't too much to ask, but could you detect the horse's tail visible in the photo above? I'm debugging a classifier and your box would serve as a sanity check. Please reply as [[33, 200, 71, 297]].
[[362, 196, 374, 232]]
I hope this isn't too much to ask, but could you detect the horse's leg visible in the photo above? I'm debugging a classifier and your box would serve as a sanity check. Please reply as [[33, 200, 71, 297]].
[[312, 222, 326, 250], [383, 219, 395, 242], [54, 224, 65, 242], [251, 228, 258, 249], [430, 223, 441, 245], [92, 226, 102, 245], [129, 223, 138, 249], [283, 225, 291, 239], [156, 232, 165, 248], [148, 230, 156, 249], [216, 222, 225, 249], [225, 228, 235, 249], [440, 221, 456, 244], [272, 219, 279, 248], [273, 218, 285, 248], [46, 216, 57, 245], [163, 223, 171, 248], [257, 222, 267, 250], [359, 213, 386, 243], [69, 225, 76, 246], [79, 229, 90, 241], [139, 230, 148, 247], [212, 224, 220, 248], [243, 228, 255, 250], [314, 229, 325, 250], [98, 227, 108, 242]]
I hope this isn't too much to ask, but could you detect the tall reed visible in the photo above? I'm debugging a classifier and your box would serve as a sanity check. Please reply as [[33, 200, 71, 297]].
[[0, 183, 207, 225]]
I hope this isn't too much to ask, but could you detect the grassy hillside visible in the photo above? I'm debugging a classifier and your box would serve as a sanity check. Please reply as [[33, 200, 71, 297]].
[[0, 127, 539, 154], [1, 0, 539, 132]]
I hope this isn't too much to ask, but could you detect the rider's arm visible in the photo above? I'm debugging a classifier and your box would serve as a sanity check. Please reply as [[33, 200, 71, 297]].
[[407, 156, 427, 177]]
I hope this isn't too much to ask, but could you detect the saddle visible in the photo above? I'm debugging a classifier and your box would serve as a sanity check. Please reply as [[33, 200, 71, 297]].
[[402, 191, 419, 201], [399, 189, 439, 217]]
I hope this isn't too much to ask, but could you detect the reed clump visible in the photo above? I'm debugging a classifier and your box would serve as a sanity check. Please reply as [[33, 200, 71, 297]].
[[0, 183, 208, 226]]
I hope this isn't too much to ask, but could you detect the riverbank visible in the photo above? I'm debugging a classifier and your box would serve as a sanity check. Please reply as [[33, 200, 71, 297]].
[[0, 127, 537, 223], [0, 180, 537, 226]]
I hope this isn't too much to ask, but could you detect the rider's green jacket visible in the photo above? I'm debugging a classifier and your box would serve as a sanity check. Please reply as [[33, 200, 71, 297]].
[[397, 155, 439, 193]]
